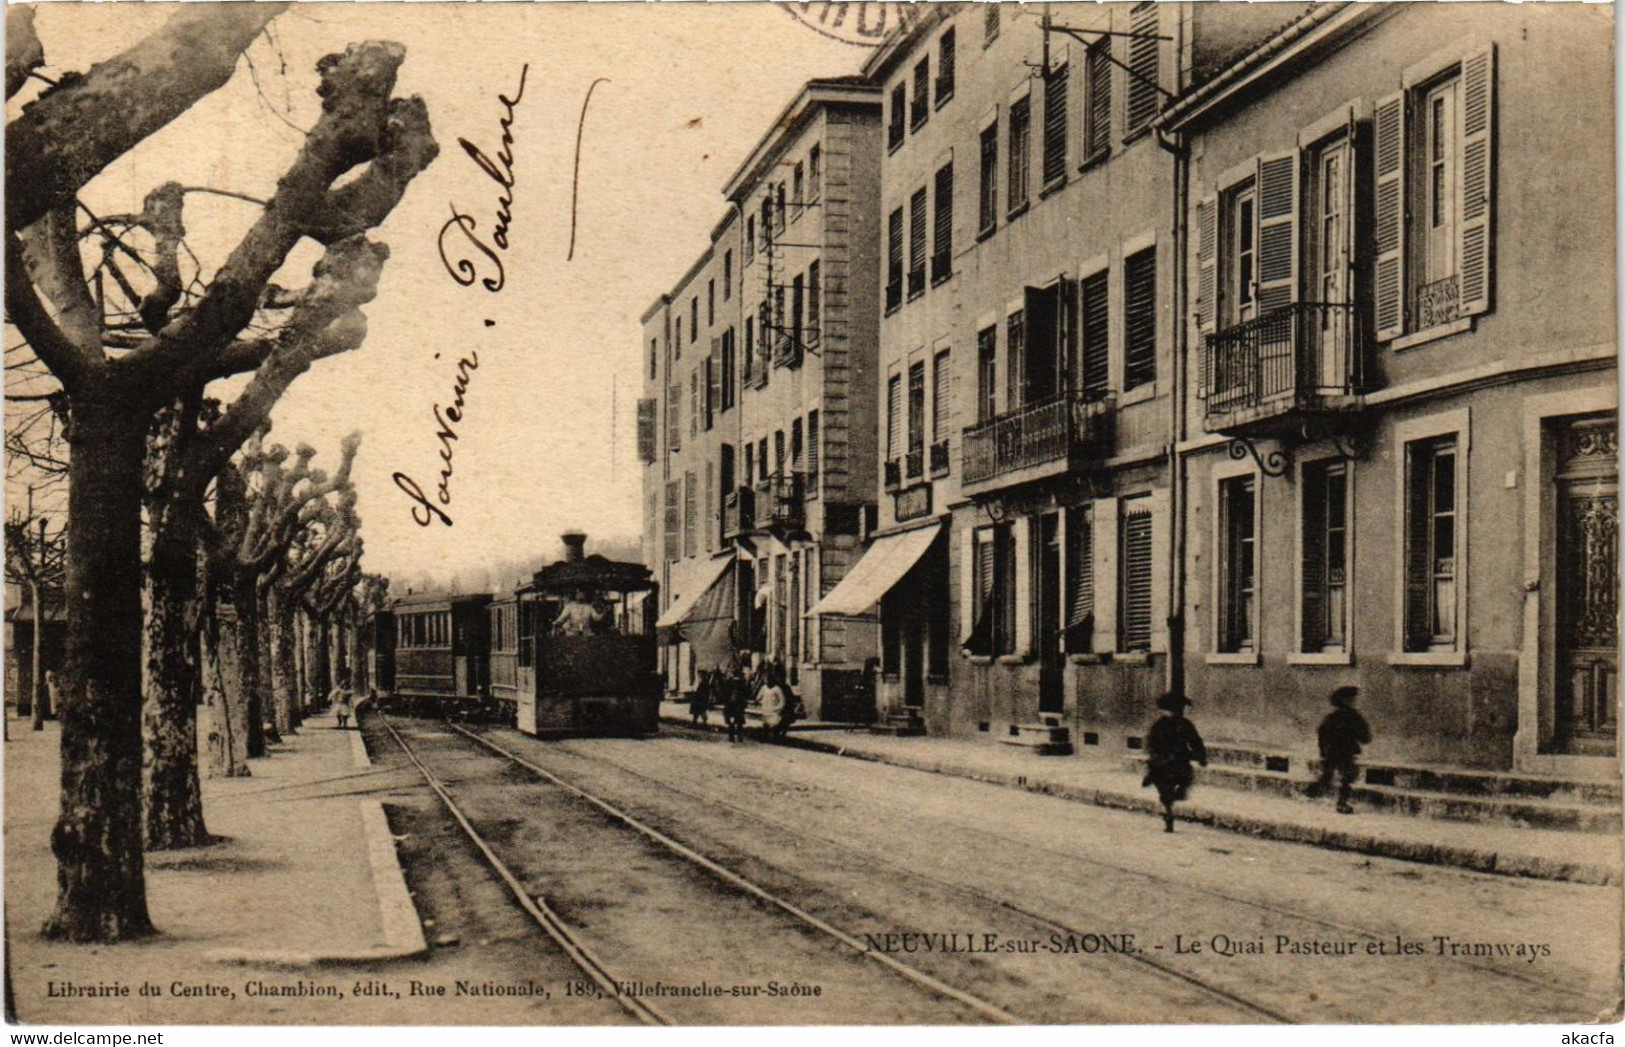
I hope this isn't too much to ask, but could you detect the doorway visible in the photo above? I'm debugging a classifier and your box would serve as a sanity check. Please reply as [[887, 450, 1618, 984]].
[[1037, 514, 1064, 715], [1554, 418, 1617, 755]]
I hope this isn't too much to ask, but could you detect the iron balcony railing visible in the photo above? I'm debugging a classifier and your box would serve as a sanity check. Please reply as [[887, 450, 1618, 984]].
[[1203, 302, 1363, 423], [883, 459, 902, 490], [962, 392, 1116, 486], [905, 447, 925, 479], [722, 486, 755, 540], [929, 439, 951, 476], [754, 472, 805, 531]]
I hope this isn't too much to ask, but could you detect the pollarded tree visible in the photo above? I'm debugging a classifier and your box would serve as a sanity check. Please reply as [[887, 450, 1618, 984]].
[[264, 492, 359, 735], [5, 6, 437, 940]]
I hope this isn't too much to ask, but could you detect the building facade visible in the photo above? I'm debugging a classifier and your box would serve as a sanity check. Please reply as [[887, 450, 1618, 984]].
[[642, 79, 883, 720], [1163, 3, 1616, 772]]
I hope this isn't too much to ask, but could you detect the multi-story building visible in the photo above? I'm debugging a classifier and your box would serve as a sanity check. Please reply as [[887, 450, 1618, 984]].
[[1161, 3, 1616, 772], [642, 78, 883, 719], [817, 4, 1302, 747]]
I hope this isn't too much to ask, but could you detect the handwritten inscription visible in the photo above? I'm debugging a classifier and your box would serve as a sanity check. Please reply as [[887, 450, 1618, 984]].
[[438, 65, 528, 293], [394, 351, 479, 528]]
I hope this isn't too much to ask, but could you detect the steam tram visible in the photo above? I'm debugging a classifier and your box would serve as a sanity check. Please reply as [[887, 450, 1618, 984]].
[[376, 533, 661, 736]]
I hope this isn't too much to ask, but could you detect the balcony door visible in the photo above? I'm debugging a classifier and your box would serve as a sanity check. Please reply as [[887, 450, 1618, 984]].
[[1311, 138, 1351, 390]]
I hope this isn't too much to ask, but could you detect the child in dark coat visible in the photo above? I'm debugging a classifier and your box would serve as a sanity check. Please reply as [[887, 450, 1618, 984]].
[[722, 665, 749, 743], [1143, 693, 1207, 833], [1312, 685, 1371, 813]]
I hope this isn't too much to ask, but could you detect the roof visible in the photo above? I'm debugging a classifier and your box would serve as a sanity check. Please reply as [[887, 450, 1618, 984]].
[[859, 5, 956, 83], [526, 555, 657, 596], [391, 591, 492, 611], [721, 76, 881, 203]]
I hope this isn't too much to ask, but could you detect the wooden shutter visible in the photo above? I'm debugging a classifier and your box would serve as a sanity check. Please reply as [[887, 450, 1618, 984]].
[[1066, 507, 1093, 630], [684, 471, 697, 558], [887, 374, 902, 458], [1091, 496, 1118, 653], [1085, 40, 1111, 157], [1043, 63, 1069, 186], [1080, 269, 1110, 398], [1372, 90, 1407, 341], [1120, 500, 1154, 651], [1255, 151, 1299, 315], [1123, 248, 1157, 390], [1124, 2, 1160, 136], [1402, 446, 1432, 650], [705, 462, 714, 552], [932, 354, 951, 442], [636, 398, 657, 463], [1458, 45, 1495, 317], [933, 163, 953, 279], [664, 481, 681, 562], [806, 410, 819, 482], [1300, 464, 1327, 652]]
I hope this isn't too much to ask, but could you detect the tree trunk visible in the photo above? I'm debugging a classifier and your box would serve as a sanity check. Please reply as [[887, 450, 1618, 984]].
[[43, 405, 156, 942], [30, 581, 44, 731], [241, 585, 266, 759], [141, 506, 209, 850], [268, 590, 297, 737], [311, 616, 331, 707], [199, 602, 249, 778]]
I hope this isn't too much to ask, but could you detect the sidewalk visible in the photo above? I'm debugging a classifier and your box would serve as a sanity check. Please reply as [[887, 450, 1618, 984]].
[[5, 713, 425, 1024], [660, 703, 1621, 886]]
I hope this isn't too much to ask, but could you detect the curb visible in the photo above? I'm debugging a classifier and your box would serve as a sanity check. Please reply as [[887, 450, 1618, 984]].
[[206, 800, 429, 967], [662, 714, 1619, 887], [350, 728, 372, 769]]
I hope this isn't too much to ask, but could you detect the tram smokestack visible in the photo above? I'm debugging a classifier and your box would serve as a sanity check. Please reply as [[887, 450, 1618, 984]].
[[562, 532, 587, 563]]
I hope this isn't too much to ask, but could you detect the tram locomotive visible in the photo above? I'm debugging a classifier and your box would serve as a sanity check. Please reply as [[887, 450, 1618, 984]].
[[373, 532, 661, 735]]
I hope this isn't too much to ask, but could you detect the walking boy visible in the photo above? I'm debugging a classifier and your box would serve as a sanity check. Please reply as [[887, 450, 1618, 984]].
[[1312, 685, 1371, 813], [1143, 694, 1207, 833]]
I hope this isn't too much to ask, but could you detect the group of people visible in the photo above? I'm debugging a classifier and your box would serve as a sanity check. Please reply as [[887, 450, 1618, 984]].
[[686, 659, 800, 743], [1143, 685, 1372, 833]]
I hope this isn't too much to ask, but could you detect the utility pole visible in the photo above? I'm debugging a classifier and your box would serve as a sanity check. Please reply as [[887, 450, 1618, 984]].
[[31, 516, 46, 731]]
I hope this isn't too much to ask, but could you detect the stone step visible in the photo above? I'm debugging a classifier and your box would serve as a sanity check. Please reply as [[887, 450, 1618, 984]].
[[869, 707, 926, 737], [1000, 721, 1075, 757], [1122, 754, 1622, 833]]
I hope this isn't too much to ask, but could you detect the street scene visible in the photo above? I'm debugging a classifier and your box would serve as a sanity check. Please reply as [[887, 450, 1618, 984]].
[[4, 0, 1621, 1032]]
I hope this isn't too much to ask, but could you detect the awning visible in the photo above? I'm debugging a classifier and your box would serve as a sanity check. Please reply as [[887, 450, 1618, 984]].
[[810, 522, 944, 617], [656, 555, 736, 630], [656, 555, 740, 673]]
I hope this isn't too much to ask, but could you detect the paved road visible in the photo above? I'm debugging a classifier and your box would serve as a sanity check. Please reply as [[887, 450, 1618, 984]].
[[373, 717, 1622, 1025]]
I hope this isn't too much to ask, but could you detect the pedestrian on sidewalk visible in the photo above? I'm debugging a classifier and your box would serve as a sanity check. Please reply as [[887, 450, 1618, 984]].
[[331, 681, 353, 730], [688, 669, 715, 726], [1310, 685, 1371, 814], [758, 665, 792, 742], [1143, 693, 1207, 833], [723, 663, 749, 743]]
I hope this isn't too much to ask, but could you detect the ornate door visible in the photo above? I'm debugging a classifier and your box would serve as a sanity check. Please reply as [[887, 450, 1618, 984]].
[[1555, 419, 1618, 756]]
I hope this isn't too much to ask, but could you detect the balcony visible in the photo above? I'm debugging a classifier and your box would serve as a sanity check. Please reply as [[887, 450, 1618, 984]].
[[772, 331, 802, 370], [929, 439, 951, 477], [1202, 302, 1365, 436], [905, 447, 924, 481], [754, 472, 805, 533], [961, 393, 1116, 495], [883, 459, 902, 490], [722, 486, 755, 541]]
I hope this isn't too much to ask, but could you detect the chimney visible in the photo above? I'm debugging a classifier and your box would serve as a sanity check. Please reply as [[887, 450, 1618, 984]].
[[562, 532, 587, 563]]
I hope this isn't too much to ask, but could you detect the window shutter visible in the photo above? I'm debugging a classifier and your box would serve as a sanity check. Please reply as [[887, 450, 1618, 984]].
[[1123, 248, 1157, 390], [1372, 90, 1407, 341], [1066, 507, 1093, 640], [1085, 39, 1111, 157], [806, 410, 819, 483], [1080, 269, 1110, 398], [636, 398, 657, 463], [1458, 45, 1495, 317], [933, 163, 953, 281], [705, 462, 714, 552], [1091, 497, 1118, 653], [1196, 194, 1218, 334], [1300, 465, 1327, 652], [1124, 2, 1160, 136], [1119, 501, 1154, 652], [959, 526, 978, 648], [1042, 63, 1069, 186], [933, 354, 951, 442], [684, 471, 698, 558], [1255, 151, 1299, 316], [664, 481, 681, 562], [887, 374, 902, 458], [1403, 448, 1433, 651]]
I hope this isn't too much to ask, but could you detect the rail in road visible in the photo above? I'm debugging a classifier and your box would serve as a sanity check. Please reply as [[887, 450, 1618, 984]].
[[377, 714, 1023, 1025]]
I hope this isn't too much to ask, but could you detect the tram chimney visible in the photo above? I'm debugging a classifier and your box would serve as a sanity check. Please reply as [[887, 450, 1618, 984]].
[[562, 532, 587, 563]]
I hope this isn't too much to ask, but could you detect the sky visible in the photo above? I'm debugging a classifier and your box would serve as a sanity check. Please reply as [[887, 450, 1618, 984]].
[[6, 2, 877, 588]]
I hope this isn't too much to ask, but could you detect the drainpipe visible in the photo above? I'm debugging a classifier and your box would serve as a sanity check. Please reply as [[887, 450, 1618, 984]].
[[1155, 100, 1190, 697]]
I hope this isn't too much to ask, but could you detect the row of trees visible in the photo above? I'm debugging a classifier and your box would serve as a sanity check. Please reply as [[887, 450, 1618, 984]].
[[5, 6, 438, 941]]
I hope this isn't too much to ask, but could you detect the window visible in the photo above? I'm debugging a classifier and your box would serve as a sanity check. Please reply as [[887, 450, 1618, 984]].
[[1302, 459, 1349, 652], [932, 163, 953, 283], [690, 297, 698, 342], [886, 207, 904, 311], [702, 354, 715, 431], [760, 197, 772, 250], [968, 525, 1016, 656], [1007, 95, 1030, 213], [1066, 507, 1093, 651], [1042, 63, 1069, 188], [932, 349, 951, 445], [978, 123, 999, 235], [757, 301, 771, 385], [1218, 476, 1257, 653], [1082, 39, 1111, 161], [649, 338, 657, 380], [1005, 310, 1025, 409], [907, 361, 926, 477], [1221, 181, 1258, 328], [793, 162, 804, 211], [705, 462, 714, 552], [743, 317, 754, 383], [806, 261, 821, 337], [745, 217, 755, 264], [911, 59, 930, 130], [809, 145, 821, 200], [758, 437, 768, 482], [806, 409, 819, 489], [889, 83, 906, 150], [674, 316, 682, 358], [1376, 48, 1494, 340], [791, 273, 805, 349], [723, 250, 732, 300], [977, 326, 997, 422], [707, 280, 714, 327], [984, 4, 1000, 46], [663, 481, 681, 562], [886, 373, 903, 461], [683, 471, 697, 558], [908, 188, 928, 298], [1404, 437, 1459, 651], [689, 370, 699, 438], [791, 417, 803, 475], [775, 183, 787, 235], [936, 28, 956, 103], [721, 329, 736, 411], [1119, 499, 1154, 652], [1124, 2, 1160, 138], [667, 381, 681, 451], [774, 429, 786, 475], [1123, 246, 1156, 390], [1079, 269, 1109, 398]]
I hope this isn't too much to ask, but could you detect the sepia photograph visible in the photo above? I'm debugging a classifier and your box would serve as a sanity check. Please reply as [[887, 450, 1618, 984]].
[[2, 0, 1620, 1031]]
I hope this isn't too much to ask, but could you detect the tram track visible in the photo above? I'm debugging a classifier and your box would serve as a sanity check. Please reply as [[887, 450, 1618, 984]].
[[378, 714, 1025, 1025]]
